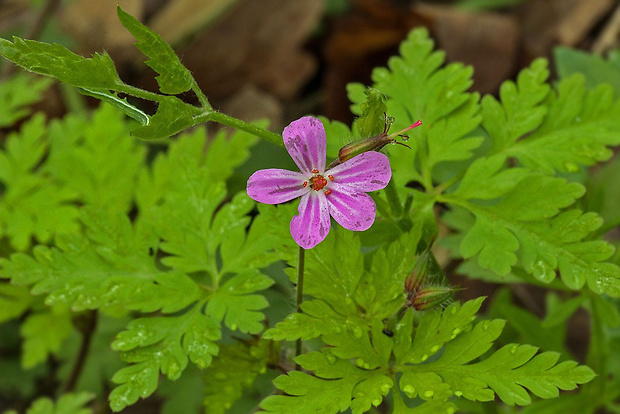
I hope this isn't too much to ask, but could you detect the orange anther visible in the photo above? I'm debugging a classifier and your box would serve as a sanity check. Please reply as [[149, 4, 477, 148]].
[[328, 175, 334, 181], [302, 181, 308, 187], [312, 169, 319, 174], [322, 178, 327, 186], [325, 190, 331, 196]]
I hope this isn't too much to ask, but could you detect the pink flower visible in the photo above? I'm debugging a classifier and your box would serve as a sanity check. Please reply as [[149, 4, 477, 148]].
[[247, 116, 391, 249]]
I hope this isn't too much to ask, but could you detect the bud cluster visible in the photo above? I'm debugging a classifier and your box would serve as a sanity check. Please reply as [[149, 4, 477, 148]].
[[404, 245, 455, 311]]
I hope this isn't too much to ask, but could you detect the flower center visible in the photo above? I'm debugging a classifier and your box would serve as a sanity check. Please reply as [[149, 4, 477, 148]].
[[309, 174, 328, 191]]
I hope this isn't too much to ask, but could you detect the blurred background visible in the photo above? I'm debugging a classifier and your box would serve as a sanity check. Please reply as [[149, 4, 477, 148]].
[[2, 0, 619, 131]]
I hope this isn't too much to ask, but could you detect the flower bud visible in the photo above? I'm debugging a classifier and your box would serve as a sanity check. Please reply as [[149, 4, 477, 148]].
[[330, 119, 422, 168], [411, 286, 454, 311], [404, 249, 430, 295]]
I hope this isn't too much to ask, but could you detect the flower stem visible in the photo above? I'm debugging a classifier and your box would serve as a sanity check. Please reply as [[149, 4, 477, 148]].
[[295, 246, 306, 368], [205, 111, 284, 147], [191, 79, 212, 111], [384, 179, 403, 218], [63, 310, 97, 393]]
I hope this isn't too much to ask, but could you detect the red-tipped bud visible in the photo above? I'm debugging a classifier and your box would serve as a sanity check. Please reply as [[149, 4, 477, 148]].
[[411, 286, 453, 311], [405, 250, 430, 295], [330, 119, 422, 168]]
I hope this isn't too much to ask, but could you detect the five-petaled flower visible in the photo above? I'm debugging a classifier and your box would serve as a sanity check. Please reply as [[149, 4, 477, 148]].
[[247, 116, 391, 249]]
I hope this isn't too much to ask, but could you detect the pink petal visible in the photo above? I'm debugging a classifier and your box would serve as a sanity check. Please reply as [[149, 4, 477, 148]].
[[290, 192, 330, 249], [327, 151, 391, 191], [326, 183, 376, 231], [247, 168, 309, 204], [283, 117, 326, 175]]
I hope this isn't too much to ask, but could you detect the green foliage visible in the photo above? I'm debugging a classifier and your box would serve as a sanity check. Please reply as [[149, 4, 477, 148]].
[[485, 60, 620, 173], [19, 392, 94, 414], [0, 113, 79, 250], [0, 104, 278, 411], [264, 229, 593, 412], [1, 8, 617, 414], [0, 73, 51, 127], [116, 6, 193, 95], [203, 341, 271, 414], [348, 28, 483, 189], [351, 87, 388, 139], [0, 37, 122, 89], [555, 46, 620, 95], [348, 28, 620, 295], [21, 309, 73, 369]]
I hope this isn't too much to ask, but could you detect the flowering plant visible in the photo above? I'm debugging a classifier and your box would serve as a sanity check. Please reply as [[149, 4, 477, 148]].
[[0, 6, 618, 414], [247, 116, 391, 249]]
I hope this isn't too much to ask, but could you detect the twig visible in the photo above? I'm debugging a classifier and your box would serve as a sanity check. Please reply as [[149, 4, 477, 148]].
[[63, 310, 97, 393], [592, 5, 620, 54]]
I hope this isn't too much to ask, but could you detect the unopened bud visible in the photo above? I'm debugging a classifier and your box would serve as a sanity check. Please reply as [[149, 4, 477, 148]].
[[404, 249, 430, 295], [329, 119, 422, 168], [411, 286, 454, 311]]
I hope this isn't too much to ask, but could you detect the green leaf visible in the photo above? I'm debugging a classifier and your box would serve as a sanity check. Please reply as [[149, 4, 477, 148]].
[[0, 283, 33, 323], [321, 116, 354, 160], [351, 87, 388, 138], [349, 28, 482, 188], [206, 270, 274, 334], [131, 95, 203, 139], [44, 104, 146, 212], [0, 37, 122, 89], [411, 317, 595, 406], [24, 392, 94, 414], [542, 293, 587, 328], [555, 46, 620, 95], [0, 208, 194, 314], [484, 59, 620, 173], [396, 298, 485, 365], [482, 58, 550, 154], [491, 289, 568, 355], [117, 6, 193, 95], [109, 308, 220, 412], [0, 114, 79, 250], [260, 350, 392, 414], [446, 164, 620, 292], [510, 76, 620, 173], [0, 73, 51, 128], [77, 88, 150, 126], [203, 341, 270, 414], [21, 309, 73, 369]]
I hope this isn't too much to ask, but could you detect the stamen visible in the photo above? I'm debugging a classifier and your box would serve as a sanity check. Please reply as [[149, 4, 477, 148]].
[[328, 175, 334, 181], [322, 178, 327, 186], [325, 190, 331, 196], [386, 120, 422, 140], [312, 169, 319, 174], [302, 181, 308, 188]]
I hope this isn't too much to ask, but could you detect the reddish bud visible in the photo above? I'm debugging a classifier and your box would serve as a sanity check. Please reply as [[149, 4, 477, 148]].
[[329, 119, 422, 168], [411, 286, 454, 311]]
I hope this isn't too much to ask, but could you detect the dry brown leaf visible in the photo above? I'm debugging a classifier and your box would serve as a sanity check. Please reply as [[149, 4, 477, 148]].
[[150, 0, 240, 46], [60, 0, 144, 62], [323, 0, 423, 122], [557, 0, 614, 46], [414, 3, 519, 94], [177, 0, 323, 102]]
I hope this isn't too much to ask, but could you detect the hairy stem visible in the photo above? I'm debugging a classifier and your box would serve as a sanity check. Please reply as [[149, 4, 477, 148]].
[[63, 310, 97, 393], [191, 80, 212, 111], [114, 83, 168, 103], [295, 246, 306, 368], [384, 179, 403, 218], [206, 111, 283, 147]]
